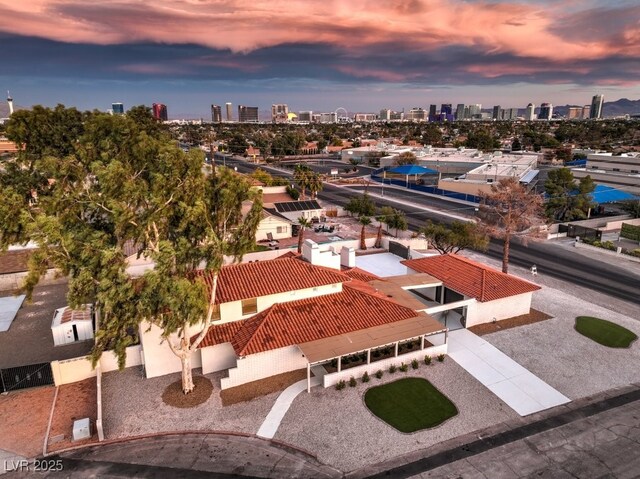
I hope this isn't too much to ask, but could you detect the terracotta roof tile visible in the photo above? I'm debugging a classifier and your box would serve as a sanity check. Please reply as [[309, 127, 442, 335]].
[[195, 257, 350, 304], [402, 254, 540, 302], [197, 284, 418, 354], [341, 267, 380, 283]]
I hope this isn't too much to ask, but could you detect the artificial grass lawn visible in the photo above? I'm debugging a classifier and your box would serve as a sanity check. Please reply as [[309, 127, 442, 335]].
[[575, 316, 638, 348], [364, 378, 458, 433]]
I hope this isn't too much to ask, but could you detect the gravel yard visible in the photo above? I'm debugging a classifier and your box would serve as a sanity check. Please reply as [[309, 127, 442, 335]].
[[102, 367, 277, 439], [482, 285, 640, 400], [274, 359, 519, 472]]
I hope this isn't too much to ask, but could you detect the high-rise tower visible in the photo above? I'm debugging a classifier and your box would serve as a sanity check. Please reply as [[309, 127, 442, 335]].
[[590, 94, 604, 119], [525, 103, 535, 121], [7, 91, 13, 115], [225, 102, 233, 122], [211, 105, 222, 123], [152, 103, 168, 121]]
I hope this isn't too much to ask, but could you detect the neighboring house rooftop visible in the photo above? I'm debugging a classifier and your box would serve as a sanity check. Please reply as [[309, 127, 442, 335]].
[[274, 200, 322, 213], [0, 249, 32, 274], [341, 267, 380, 283], [197, 282, 421, 355], [196, 257, 350, 304], [402, 254, 540, 302]]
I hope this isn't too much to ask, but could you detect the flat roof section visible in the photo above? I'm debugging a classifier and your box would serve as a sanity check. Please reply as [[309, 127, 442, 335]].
[[368, 278, 437, 311], [299, 313, 446, 364], [382, 273, 442, 289]]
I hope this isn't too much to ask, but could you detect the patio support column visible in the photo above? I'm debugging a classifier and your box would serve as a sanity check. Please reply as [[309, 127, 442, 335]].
[[367, 349, 371, 364], [394, 341, 399, 357], [440, 286, 445, 304], [337, 356, 342, 372], [307, 363, 311, 393], [445, 328, 449, 345], [421, 335, 425, 350]]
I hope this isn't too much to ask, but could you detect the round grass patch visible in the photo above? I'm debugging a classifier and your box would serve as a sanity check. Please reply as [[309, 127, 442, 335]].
[[162, 375, 213, 408], [364, 377, 458, 433], [574, 316, 637, 348]]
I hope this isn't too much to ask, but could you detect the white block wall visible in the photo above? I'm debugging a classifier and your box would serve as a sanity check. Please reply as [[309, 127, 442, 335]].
[[139, 322, 202, 378], [322, 343, 448, 388], [201, 343, 237, 374], [220, 345, 308, 389], [50, 345, 142, 386], [465, 292, 533, 327]]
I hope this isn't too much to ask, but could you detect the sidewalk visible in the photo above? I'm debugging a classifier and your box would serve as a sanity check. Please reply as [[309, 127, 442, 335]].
[[448, 329, 570, 416]]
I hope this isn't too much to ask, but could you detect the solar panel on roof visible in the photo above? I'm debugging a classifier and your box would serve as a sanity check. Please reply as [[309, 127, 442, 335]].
[[274, 200, 321, 212]]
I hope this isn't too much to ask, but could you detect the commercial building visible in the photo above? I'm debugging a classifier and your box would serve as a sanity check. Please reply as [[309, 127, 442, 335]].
[[492, 105, 502, 120], [572, 152, 640, 196], [428, 104, 437, 122], [112, 103, 124, 115], [581, 105, 591, 119], [406, 107, 427, 121], [467, 104, 482, 119], [590, 94, 604, 119], [318, 112, 337, 123], [538, 103, 553, 120], [238, 105, 259, 123], [271, 104, 289, 123], [455, 104, 465, 121], [501, 108, 519, 121], [525, 103, 535, 121], [353, 113, 377, 122], [567, 107, 582, 120], [225, 102, 233, 122], [211, 105, 222, 123], [297, 111, 312, 122], [152, 103, 168, 121]]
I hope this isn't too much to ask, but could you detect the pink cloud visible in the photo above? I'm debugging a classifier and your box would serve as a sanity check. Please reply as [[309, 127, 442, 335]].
[[0, 0, 635, 63]]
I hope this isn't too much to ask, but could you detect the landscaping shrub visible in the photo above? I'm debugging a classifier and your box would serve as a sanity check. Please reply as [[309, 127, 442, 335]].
[[437, 354, 446, 362], [424, 355, 432, 365], [335, 380, 346, 390], [399, 363, 409, 372], [342, 356, 350, 365], [286, 185, 299, 200], [626, 248, 640, 258], [621, 223, 640, 242], [362, 371, 370, 383], [383, 347, 392, 355], [349, 376, 357, 387], [373, 349, 381, 358], [389, 364, 397, 374], [330, 358, 338, 368], [375, 370, 384, 379], [359, 353, 367, 362], [411, 359, 419, 370]]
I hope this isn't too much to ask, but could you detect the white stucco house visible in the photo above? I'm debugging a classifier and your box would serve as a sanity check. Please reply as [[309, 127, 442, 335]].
[[402, 254, 541, 328]]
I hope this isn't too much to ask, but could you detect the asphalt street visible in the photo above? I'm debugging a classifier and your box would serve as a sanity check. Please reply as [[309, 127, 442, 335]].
[[221, 158, 640, 306]]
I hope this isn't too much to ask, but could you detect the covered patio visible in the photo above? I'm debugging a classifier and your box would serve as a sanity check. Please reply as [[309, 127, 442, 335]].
[[299, 312, 448, 391], [369, 274, 476, 331]]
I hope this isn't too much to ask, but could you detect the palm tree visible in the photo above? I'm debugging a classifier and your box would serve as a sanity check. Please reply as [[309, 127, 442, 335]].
[[374, 206, 394, 248], [294, 164, 312, 200], [308, 172, 323, 199], [297, 216, 311, 253], [359, 216, 372, 250]]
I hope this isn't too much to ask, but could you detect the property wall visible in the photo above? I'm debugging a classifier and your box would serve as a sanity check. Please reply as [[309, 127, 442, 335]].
[[465, 292, 533, 327], [220, 345, 308, 389], [322, 342, 448, 388], [50, 345, 143, 386], [574, 241, 640, 263], [0, 269, 58, 292], [604, 217, 640, 231], [139, 322, 202, 378], [201, 343, 237, 374]]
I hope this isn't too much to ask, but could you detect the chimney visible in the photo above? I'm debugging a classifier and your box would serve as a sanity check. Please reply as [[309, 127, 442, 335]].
[[340, 246, 355, 268], [302, 239, 319, 264]]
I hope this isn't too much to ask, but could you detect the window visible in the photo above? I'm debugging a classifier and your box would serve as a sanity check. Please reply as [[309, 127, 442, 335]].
[[212, 304, 221, 321], [276, 226, 286, 234], [241, 298, 257, 315]]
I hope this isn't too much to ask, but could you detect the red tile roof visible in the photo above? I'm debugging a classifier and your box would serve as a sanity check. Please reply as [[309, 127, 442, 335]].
[[341, 267, 380, 283], [195, 257, 350, 304], [197, 283, 419, 354], [275, 251, 300, 260], [402, 254, 540, 302]]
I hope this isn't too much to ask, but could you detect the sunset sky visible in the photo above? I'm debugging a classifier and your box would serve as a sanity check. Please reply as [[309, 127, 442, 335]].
[[1, 0, 639, 118]]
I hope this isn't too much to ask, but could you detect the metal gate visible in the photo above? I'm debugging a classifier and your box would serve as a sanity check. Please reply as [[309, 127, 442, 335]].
[[388, 241, 410, 259], [559, 224, 602, 241], [1, 362, 54, 393]]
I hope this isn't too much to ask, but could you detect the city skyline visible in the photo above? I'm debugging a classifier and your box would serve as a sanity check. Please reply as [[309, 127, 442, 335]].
[[0, 0, 639, 117]]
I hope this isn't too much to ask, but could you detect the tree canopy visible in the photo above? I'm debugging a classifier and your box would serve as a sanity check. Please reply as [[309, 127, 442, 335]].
[[544, 168, 595, 221], [421, 221, 489, 255], [1, 105, 262, 393]]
